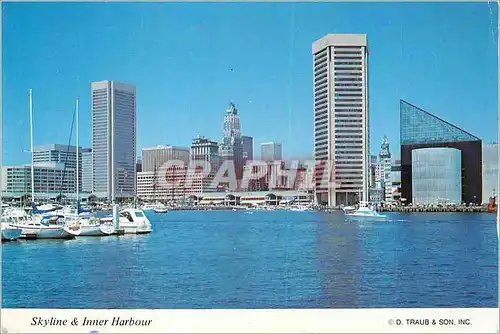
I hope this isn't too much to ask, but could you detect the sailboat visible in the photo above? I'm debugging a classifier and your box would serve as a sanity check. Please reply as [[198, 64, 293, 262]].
[[7, 90, 81, 239], [1, 209, 23, 241], [69, 98, 114, 236]]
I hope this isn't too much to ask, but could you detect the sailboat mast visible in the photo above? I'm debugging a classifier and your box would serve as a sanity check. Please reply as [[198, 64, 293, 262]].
[[29, 89, 35, 203], [76, 98, 79, 205]]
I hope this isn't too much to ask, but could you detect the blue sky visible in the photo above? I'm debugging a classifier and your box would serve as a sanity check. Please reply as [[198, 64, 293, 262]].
[[2, 2, 498, 165]]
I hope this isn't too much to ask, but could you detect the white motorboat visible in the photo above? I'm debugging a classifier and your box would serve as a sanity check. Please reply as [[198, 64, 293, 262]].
[[153, 204, 168, 213], [342, 205, 356, 213], [1, 220, 23, 241], [102, 208, 152, 234], [143, 202, 168, 213], [79, 221, 115, 236], [77, 216, 115, 236], [119, 209, 152, 234], [345, 206, 386, 219]]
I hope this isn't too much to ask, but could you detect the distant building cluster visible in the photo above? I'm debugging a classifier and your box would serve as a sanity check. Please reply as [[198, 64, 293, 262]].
[[136, 104, 313, 202], [2, 34, 497, 207]]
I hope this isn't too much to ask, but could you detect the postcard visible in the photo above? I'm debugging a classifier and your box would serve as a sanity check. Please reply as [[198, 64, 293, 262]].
[[1, 1, 498, 333]]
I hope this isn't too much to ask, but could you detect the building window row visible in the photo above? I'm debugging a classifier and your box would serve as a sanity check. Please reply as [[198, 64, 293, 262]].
[[336, 78, 362, 82], [334, 67, 362, 71]]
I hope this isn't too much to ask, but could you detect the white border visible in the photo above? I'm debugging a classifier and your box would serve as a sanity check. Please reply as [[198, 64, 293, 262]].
[[0, 1, 498, 334]]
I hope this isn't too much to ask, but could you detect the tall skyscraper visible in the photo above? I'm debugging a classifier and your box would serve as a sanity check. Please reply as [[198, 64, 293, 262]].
[[91, 80, 136, 200], [219, 103, 244, 179], [312, 34, 369, 206], [242, 136, 254, 164], [142, 145, 190, 172], [260, 142, 282, 162]]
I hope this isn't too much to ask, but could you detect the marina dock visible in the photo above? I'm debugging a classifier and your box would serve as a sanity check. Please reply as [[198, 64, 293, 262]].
[[377, 206, 491, 213]]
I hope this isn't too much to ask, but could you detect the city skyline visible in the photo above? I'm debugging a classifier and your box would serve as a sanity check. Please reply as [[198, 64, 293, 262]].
[[2, 2, 498, 166]]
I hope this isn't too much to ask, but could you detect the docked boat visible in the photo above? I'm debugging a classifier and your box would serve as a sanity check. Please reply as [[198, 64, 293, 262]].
[[1, 220, 23, 241], [79, 218, 115, 236], [6, 208, 81, 239], [101, 208, 152, 234]]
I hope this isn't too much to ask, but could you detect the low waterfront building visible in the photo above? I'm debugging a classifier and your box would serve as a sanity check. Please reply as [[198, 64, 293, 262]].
[[1, 162, 92, 204], [482, 143, 498, 203], [190, 190, 313, 206], [137, 164, 221, 202], [400, 100, 482, 205]]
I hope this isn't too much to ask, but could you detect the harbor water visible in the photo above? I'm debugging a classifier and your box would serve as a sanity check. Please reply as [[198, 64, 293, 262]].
[[2, 210, 498, 308]]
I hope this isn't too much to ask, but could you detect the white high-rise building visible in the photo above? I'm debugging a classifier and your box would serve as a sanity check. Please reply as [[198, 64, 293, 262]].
[[312, 34, 369, 206], [91, 80, 136, 200]]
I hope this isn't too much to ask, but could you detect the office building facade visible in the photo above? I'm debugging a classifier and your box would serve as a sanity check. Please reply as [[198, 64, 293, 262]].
[[390, 157, 401, 202], [142, 145, 190, 173], [312, 34, 369, 206], [242, 136, 254, 164], [81, 148, 92, 193], [3, 162, 76, 195], [190, 137, 220, 172], [261, 142, 282, 163], [32, 144, 91, 192]]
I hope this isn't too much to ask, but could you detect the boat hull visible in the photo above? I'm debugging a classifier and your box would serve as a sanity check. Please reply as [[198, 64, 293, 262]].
[[153, 209, 168, 213], [119, 223, 152, 234], [1, 227, 23, 241], [14, 225, 79, 239], [345, 214, 387, 219], [79, 224, 115, 236]]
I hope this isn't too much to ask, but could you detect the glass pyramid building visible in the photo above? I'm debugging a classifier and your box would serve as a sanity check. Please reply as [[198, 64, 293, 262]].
[[400, 100, 480, 145]]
